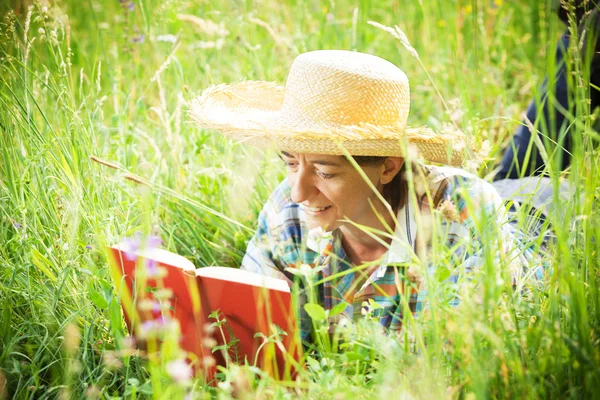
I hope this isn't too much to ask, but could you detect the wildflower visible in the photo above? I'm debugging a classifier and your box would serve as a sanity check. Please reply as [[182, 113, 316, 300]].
[[138, 298, 161, 312], [145, 259, 164, 278], [202, 337, 217, 348], [202, 356, 216, 368], [131, 33, 145, 43], [154, 288, 173, 300], [157, 34, 178, 43], [189, 39, 225, 50], [139, 320, 160, 339], [146, 235, 162, 249], [131, 25, 144, 43], [121, 237, 140, 261], [307, 226, 333, 254], [139, 315, 173, 339], [166, 359, 193, 386], [13, 221, 21, 229], [202, 322, 216, 335]]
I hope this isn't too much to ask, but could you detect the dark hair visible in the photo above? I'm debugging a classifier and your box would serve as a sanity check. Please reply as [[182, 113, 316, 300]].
[[352, 156, 407, 213]]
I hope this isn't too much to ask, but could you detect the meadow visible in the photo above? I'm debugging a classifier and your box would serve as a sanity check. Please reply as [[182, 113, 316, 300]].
[[1, 0, 599, 398]]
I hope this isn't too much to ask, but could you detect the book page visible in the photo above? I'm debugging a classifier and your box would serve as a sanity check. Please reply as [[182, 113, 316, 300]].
[[113, 243, 196, 272], [112, 242, 289, 293], [196, 267, 290, 293]]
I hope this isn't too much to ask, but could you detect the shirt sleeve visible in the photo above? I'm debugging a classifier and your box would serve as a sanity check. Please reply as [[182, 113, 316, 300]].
[[436, 175, 544, 297], [241, 207, 289, 280], [389, 172, 544, 333], [240, 182, 294, 282]]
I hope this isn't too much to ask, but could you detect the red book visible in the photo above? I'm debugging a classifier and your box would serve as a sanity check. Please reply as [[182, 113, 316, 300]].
[[108, 242, 302, 383]]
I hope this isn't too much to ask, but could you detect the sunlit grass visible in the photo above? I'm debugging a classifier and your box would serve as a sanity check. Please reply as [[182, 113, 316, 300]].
[[1, 0, 599, 398]]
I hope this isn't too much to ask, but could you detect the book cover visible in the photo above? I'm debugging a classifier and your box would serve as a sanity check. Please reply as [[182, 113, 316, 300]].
[[108, 241, 302, 382]]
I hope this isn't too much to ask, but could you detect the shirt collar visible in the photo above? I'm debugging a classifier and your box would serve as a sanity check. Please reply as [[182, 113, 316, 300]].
[[306, 202, 414, 265]]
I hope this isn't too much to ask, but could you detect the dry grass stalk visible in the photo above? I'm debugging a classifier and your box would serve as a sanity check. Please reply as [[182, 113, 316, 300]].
[[367, 21, 420, 60], [0, 370, 6, 400], [151, 41, 180, 83], [89, 155, 120, 170], [176, 14, 229, 37], [248, 16, 290, 49], [122, 173, 148, 186]]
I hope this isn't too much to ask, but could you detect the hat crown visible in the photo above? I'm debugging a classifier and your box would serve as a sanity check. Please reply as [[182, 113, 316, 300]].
[[280, 50, 410, 128]]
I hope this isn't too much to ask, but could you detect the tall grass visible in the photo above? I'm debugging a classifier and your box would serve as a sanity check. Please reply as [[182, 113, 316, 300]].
[[0, 0, 598, 398]]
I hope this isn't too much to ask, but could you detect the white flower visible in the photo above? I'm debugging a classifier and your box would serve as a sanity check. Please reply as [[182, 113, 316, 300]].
[[307, 226, 333, 254], [156, 34, 178, 43], [166, 359, 193, 386]]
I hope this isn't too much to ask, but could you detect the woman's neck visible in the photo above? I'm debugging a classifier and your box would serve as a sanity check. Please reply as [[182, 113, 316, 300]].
[[338, 205, 397, 265]]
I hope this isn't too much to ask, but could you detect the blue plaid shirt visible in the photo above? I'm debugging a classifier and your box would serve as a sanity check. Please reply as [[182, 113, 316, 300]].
[[241, 166, 542, 341]]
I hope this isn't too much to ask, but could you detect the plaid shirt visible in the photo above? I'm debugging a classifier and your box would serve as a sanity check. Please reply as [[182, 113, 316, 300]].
[[241, 166, 542, 341]]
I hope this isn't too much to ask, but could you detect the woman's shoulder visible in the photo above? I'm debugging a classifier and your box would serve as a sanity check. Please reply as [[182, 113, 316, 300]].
[[264, 179, 293, 211], [424, 165, 481, 183], [259, 179, 304, 232], [421, 165, 501, 207]]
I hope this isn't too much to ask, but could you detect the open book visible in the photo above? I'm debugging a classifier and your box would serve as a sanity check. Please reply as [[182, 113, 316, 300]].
[[108, 242, 302, 382]]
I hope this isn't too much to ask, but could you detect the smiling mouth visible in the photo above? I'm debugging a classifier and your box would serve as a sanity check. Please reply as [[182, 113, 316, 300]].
[[302, 205, 332, 215]]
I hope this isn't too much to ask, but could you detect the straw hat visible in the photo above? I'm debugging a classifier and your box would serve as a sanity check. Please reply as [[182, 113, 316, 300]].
[[190, 50, 468, 165]]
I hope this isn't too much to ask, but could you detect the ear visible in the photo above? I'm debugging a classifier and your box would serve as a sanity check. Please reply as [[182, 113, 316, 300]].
[[380, 157, 404, 185]]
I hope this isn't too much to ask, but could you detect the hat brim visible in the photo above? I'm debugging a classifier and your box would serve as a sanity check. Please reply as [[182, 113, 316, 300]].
[[189, 81, 470, 166]]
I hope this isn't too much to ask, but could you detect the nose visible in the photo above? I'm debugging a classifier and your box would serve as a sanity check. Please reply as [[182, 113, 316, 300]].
[[290, 165, 317, 204]]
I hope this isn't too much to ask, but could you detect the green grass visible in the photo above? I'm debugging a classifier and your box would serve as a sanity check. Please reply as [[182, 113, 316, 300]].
[[1, 0, 599, 398]]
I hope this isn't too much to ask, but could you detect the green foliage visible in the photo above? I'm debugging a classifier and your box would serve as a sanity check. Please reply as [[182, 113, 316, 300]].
[[0, 0, 599, 398]]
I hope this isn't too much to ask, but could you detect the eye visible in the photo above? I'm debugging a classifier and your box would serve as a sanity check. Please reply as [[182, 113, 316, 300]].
[[281, 158, 298, 170], [317, 171, 335, 179]]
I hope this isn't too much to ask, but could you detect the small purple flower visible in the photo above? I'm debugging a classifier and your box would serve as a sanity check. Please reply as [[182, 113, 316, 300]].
[[146, 235, 162, 249], [121, 237, 140, 261], [140, 320, 156, 336], [127, 2, 135, 11], [13, 222, 21, 229], [131, 34, 145, 44], [146, 258, 159, 276], [85, 245, 92, 250], [139, 315, 172, 338]]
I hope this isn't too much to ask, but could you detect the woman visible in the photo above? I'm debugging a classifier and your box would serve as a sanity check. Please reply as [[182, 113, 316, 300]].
[[191, 50, 544, 342]]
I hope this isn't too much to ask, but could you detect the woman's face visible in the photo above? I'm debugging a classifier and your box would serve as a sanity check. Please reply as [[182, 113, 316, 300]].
[[281, 152, 400, 231]]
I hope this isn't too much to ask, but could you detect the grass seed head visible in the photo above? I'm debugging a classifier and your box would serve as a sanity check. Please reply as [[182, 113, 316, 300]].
[[63, 323, 81, 356], [0, 370, 6, 400]]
